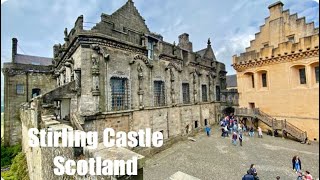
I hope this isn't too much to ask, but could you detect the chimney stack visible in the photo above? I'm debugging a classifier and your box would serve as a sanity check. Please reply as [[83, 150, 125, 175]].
[[178, 33, 193, 52], [12, 38, 18, 63], [268, 1, 284, 20]]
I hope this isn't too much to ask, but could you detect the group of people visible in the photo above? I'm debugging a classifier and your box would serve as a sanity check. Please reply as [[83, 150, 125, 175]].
[[292, 156, 313, 180], [219, 114, 263, 146]]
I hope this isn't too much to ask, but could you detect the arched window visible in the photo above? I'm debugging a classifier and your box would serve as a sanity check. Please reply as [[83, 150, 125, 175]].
[[257, 70, 268, 88], [310, 62, 319, 85], [244, 72, 255, 89], [291, 65, 307, 87]]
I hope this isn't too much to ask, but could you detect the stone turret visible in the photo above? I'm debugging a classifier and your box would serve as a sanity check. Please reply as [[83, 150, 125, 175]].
[[178, 33, 193, 52], [12, 38, 18, 63]]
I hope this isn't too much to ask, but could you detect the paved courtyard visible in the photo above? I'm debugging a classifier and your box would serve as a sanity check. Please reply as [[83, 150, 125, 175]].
[[144, 127, 319, 180]]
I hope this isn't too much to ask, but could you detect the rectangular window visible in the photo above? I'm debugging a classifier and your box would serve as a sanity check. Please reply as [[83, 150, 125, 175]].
[[16, 84, 24, 95], [182, 83, 190, 104], [262, 73, 267, 87], [216, 86, 220, 101], [154, 81, 165, 106], [299, 68, 306, 84], [147, 40, 154, 60], [110, 77, 129, 111], [251, 75, 255, 88], [202, 85, 208, 102], [315, 66, 319, 83]]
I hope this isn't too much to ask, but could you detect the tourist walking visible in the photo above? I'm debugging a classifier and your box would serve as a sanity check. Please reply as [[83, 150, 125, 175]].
[[249, 127, 254, 137], [232, 131, 237, 146], [292, 156, 302, 172], [258, 127, 263, 138], [248, 164, 259, 180], [304, 171, 313, 180], [239, 131, 243, 146], [294, 156, 302, 173], [205, 125, 211, 137]]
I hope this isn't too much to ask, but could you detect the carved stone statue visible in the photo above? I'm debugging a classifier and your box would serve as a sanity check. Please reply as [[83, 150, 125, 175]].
[[170, 68, 175, 82], [91, 54, 99, 69]]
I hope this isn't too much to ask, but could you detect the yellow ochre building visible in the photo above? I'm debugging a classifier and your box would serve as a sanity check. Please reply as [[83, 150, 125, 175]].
[[232, 1, 319, 140]]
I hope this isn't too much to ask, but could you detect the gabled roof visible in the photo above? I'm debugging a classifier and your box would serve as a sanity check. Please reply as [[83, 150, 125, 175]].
[[15, 54, 52, 66], [110, 0, 150, 33]]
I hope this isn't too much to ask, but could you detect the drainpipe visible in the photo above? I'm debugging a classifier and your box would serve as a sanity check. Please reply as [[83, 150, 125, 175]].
[[26, 72, 29, 102]]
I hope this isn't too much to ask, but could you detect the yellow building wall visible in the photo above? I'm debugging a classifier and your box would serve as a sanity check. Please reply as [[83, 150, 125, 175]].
[[237, 56, 319, 140]]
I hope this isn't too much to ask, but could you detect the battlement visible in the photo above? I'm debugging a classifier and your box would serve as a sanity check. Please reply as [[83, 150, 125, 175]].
[[233, 34, 319, 65]]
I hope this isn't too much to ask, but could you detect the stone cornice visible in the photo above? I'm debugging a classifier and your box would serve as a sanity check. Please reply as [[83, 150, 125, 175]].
[[232, 48, 319, 72]]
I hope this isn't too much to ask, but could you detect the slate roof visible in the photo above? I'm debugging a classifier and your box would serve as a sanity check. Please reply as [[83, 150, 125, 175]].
[[226, 74, 237, 88], [15, 54, 52, 66], [196, 48, 207, 57]]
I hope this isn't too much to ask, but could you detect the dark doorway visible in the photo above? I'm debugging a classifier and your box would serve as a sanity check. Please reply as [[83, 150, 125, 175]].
[[32, 88, 41, 98], [249, 102, 255, 109], [223, 107, 235, 116], [204, 119, 208, 126], [194, 121, 199, 128]]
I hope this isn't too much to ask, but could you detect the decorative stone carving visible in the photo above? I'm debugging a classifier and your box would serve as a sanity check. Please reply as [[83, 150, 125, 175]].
[[130, 54, 153, 68], [137, 63, 144, 109]]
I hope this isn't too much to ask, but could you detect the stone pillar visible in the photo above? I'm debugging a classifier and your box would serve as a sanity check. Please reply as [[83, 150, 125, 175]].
[[91, 53, 100, 113]]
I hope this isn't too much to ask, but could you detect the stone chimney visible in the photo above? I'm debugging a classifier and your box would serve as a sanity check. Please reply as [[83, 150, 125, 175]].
[[178, 33, 193, 52], [12, 38, 18, 63], [268, 1, 284, 20]]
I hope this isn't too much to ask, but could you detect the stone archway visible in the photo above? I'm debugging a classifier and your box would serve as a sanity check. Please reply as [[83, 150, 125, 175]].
[[222, 106, 235, 116]]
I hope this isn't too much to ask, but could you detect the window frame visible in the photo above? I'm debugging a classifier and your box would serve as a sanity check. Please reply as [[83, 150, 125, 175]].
[[154, 81, 165, 107], [16, 84, 25, 95], [299, 67, 307, 85], [201, 84, 208, 102], [182, 83, 190, 104], [110, 77, 129, 111]]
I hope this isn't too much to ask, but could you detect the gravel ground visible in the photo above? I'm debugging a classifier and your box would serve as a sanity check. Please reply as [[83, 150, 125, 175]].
[[144, 127, 319, 180]]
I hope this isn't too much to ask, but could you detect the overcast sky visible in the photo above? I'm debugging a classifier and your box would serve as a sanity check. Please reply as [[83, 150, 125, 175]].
[[1, 0, 319, 105]]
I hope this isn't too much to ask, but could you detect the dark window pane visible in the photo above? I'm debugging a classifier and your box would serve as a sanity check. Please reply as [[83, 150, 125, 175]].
[[262, 73, 267, 87], [251, 74, 255, 88], [154, 81, 165, 106], [299, 68, 306, 84], [202, 85, 207, 102], [315, 66, 319, 83], [216, 86, 220, 101], [182, 83, 190, 104]]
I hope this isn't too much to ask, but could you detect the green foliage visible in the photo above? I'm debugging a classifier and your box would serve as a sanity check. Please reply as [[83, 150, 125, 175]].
[[2, 152, 29, 180], [1, 142, 21, 167]]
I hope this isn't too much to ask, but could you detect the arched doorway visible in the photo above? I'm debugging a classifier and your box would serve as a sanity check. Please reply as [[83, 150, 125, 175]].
[[223, 106, 235, 116]]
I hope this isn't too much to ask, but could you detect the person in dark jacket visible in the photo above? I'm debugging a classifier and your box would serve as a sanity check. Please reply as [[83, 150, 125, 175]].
[[292, 156, 302, 172], [242, 170, 254, 180]]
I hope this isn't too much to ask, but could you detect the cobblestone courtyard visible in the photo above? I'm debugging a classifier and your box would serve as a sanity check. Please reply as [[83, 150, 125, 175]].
[[144, 127, 319, 180]]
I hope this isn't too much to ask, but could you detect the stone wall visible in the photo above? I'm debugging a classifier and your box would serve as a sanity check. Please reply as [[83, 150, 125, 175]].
[[2, 66, 55, 145]]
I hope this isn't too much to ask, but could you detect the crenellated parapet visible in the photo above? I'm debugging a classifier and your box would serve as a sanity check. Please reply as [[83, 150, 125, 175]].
[[232, 34, 319, 72]]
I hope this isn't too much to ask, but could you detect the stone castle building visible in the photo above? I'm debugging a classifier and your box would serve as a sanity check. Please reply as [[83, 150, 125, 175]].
[[2, 0, 227, 147], [232, 1, 319, 140]]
